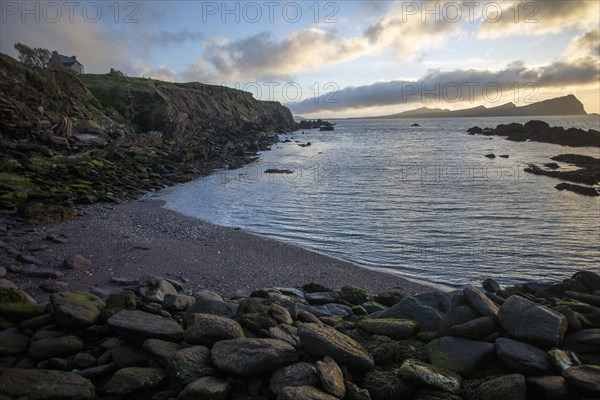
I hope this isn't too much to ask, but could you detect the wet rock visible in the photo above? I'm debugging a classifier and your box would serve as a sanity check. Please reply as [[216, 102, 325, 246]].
[[494, 338, 551, 375], [449, 316, 498, 339], [464, 286, 500, 317], [562, 365, 600, 393], [0, 369, 96, 399], [357, 318, 419, 339], [166, 346, 213, 385], [28, 335, 84, 360], [185, 313, 244, 346], [340, 286, 371, 305], [498, 295, 568, 347], [270, 303, 294, 325], [177, 376, 231, 400], [138, 275, 178, 303], [299, 323, 374, 371], [548, 348, 582, 372], [425, 337, 496, 375], [316, 356, 345, 398], [185, 291, 236, 319], [63, 254, 91, 269], [398, 359, 462, 393], [306, 291, 340, 305], [439, 305, 481, 334], [142, 339, 182, 363], [0, 330, 29, 356], [473, 374, 526, 400], [163, 294, 196, 311], [362, 301, 388, 314], [363, 369, 413, 400], [240, 312, 278, 333], [278, 385, 338, 400], [107, 310, 184, 342], [211, 338, 298, 376], [269, 362, 319, 394], [527, 375, 573, 400], [373, 291, 451, 331], [482, 278, 501, 293], [562, 329, 600, 354], [297, 302, 353, 318], [104, 367, 168, 395], [50, 291, 105, 329]]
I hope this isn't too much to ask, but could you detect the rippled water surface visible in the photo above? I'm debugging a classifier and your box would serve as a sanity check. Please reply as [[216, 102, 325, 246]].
[[159, 116, 600, 288]]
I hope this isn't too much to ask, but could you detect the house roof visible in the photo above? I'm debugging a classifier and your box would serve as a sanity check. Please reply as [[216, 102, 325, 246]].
[[53, 53, 84, 67]]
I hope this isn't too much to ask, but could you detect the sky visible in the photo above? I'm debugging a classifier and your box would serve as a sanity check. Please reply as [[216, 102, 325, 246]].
[[1, 0, 598, 118]]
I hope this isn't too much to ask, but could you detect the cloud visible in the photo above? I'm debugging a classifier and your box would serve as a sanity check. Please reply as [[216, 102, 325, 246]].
[[477, 0, 600, 38], [288, 31, 600, 115], [150, 30, 204, 45]]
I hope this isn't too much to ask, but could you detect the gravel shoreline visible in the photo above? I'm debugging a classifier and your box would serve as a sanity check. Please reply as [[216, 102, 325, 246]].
[[2, 199, 432, 300]]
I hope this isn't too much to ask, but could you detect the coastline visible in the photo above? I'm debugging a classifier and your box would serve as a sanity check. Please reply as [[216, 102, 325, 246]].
[[1, 199, 433, 301]]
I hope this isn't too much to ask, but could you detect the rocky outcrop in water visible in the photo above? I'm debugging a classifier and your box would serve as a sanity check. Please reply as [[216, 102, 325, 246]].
[[1, 271, 599, 399], [0, 54, 297, 223], [524, 154, 600, 197]]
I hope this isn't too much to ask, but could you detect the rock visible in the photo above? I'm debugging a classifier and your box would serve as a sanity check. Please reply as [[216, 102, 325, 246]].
[[527, 376, 573, 400], [40, 280, 69, 293], [439, 304, 481, 334], [142, 339, 182, 362], [278, 385, 339, 400], [0, 369, 96, 399], [0, 302, 45, 321], [563, 329, 600, 354], [166, 346, 213, 385], [138, 275, 178, 303], [562, 365, 600, 393], [17, 253, 43, 265], [485, 154, 496, 159], [296, 303, 353, 318], [0, 278, 17, 289], [19, 313, 54, 330], [270, 303, 294, 325], [373, 291, 451, 331], [111, 341, 150, 368], [0, 266, 6, 277], [464, 286, 499, 317], [364, 369, 413, 400], [163, 294, 196, 311], [374, 291, 405, 307], [269, 362, 319, 394], [449, 316, 498, 339], [564, 290, 600, 307], [108, 310, 184, 342], [340, 286, 371, 305], [298, 323, 374, 371], [76, 363, 118, 379], [268, 326, 301, 348], [316, 356, 345, 398], [185, 293, 236, 320], [398, 359, 461, 393], [357, 318, 419, 339], [303, 283, 335, 293], [185, 313, 244, 346], [473, 374, 526, 400], [72, 353, 96, 369], [240, 312, 278, 333], [297, 310, 322, 324], [425, 337, 496, 375], [28, 335, 84, 360], [548, 348, 582, 372], [20, 266, 64, 279], [211, 338, 298, 376], [275, 287, 306, 299], [50, 291, 105, 329], [494, 338, 551, 375], [305, 291, 340, 304], [553, 305, 582, 332], [104, 367, 168, 395], [177, 376, 231, 400], [572, 270, 600, 292], [0, 330, 29, 355], [482, 278, 501, 293], [555, 183, 599, 197], [345, 380, 372, 400], [63, 254, 91, 269], [498, 295, 568, 347]]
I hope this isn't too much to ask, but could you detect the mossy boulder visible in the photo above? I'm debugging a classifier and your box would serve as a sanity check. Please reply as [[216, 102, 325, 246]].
[[340, 286, 371, 305], [0, 287, 44, 321], [50, 291, 106, 329]]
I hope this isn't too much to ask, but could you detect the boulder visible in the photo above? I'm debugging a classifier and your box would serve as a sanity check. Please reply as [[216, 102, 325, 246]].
[[270, 303, 294, 325], [0, 330, 29, 356], [548, 348, 582, 373], [107, 310, 183, 342], [316, 356, 345, 398], [562, 365, 600, 393], [527, 376, 573, 400], [426, 337, 496, 376], [138, 275, 178, 303], [0, 369, 96, 399], [63, 254, 91, 269], [50, 291, 105, 329], [177, 376, 231, 400], [357, 318, 419, 339], [163, 294, 195, 311], [28, 335, 84, 360], [398, 359, 461, 393], [463, 286, 499, 317], [340, 285, 371, 305], [111, 341, 150, 368], [166, 346, 213, 385], [269, 362, 319, 394], [296, 303, 353, 318], [494, 338, 551, 375], [185, 293, 236, 320], [562, 329, 600, 354], [104, 367, 168, 395], [278, 386, 339, 400], [498, 295, 568, 347], [449, 316, 498, 339], [184, 313, 244, 346], [374, 291, 451, 331], [364, 369, 414, 399], [473, 374, 526, 400], [298, 323, 374, 371], [142, 339, 182, 363], [305, 291, 340, 304], [211, 338, 298, 376]]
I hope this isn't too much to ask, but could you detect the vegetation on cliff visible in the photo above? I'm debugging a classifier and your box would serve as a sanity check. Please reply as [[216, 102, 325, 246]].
[[0, 53, 297, 224]]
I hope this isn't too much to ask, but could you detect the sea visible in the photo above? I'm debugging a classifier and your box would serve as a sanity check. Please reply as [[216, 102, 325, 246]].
[[157, 116, 600, 289]]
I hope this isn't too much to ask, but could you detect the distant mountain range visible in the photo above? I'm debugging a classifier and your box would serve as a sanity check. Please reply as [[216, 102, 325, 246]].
[[364, 95, 587, 119]]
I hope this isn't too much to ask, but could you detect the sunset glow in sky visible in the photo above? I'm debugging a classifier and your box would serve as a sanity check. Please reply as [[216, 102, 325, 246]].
[[1, 0, 599, 117]]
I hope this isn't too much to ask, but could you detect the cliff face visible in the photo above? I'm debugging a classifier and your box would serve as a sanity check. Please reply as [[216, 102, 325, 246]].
[[0, 54, 297, 223]]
